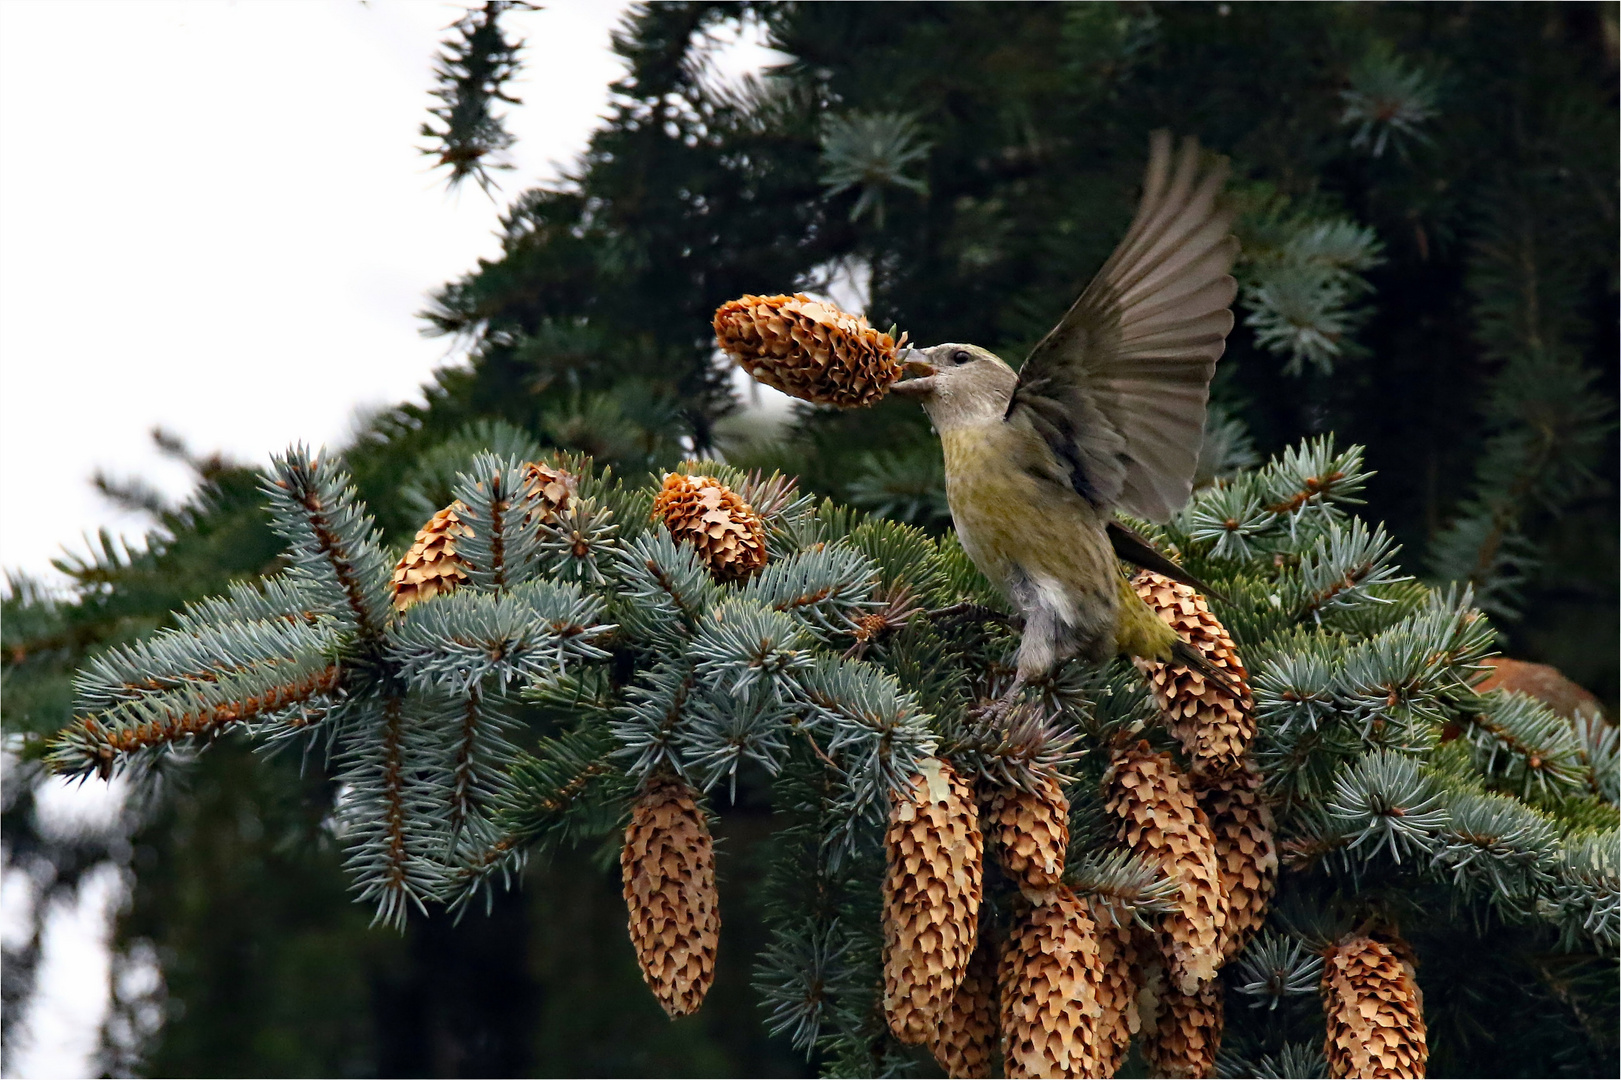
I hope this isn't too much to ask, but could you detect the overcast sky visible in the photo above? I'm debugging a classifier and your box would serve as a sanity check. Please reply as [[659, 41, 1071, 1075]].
[[0, 0, 639, 586]]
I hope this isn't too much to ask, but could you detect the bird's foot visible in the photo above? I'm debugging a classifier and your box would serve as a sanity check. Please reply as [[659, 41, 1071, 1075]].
[[970, 674, 1028, 730]]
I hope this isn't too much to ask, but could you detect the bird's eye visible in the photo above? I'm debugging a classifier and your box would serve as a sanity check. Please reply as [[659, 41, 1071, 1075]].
[[951, 349, 972, 365]]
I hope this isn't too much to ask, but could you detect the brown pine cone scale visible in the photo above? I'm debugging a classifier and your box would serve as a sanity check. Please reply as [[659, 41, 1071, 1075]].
[[391, 503, 473, 611], [999, 887, 1105, 1079], [621, 778, 721, 1018], [929, 932, 1000, 1079], [1140, 964, 1224, 1079], [652, 472, 768, 583], [1322, 934, 1428, 1079], [1193, 759, 1278, 960], [985, 774, 1071, 892], [1105, 741, 1226, 994], [883, 757, 984, 1044], [714, 293, 903, 408], [1131, 570, 1255, 770], [1092, 907, 1142, 1078]]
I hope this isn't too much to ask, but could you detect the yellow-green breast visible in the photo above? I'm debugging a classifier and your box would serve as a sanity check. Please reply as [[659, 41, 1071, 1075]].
[[940, 424, 1114, 611], [940, 422, 1181, 663]]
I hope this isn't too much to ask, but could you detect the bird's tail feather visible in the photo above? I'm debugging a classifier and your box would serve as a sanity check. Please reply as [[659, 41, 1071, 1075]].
[[1169, 639, 1246, 702]]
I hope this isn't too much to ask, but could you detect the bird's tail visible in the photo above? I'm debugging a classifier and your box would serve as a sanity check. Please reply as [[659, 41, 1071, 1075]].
[[1169, 639, 1247, 703]]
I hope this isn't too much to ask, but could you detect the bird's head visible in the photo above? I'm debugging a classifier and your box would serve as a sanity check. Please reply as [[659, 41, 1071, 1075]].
[[890, 343, 1018, 430]]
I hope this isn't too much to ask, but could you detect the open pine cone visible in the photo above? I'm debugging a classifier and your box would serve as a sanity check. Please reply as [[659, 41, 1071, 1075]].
[[882, 756, 984, 1044], [621, 777, 721, 1018], [1091, 906, 1143, 1078], [1193, 759, 1278, 961], [714, 293, 904, 408], [1131, 570, 1255, 771], [652, 472, 768, 583], [999, 887, 1105, 1079], [391, 503, 473, 611], [1105, 741, 1226, 995], [1321, 934, 1428, 1079], [929, 932, 1000, 1079], [984, 774, 1070, 892], [1140, 968, 1224, 1080]]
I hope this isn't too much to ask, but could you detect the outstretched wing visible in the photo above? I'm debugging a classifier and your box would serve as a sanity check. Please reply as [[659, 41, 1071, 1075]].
[[1008, 131, 1238, 522]]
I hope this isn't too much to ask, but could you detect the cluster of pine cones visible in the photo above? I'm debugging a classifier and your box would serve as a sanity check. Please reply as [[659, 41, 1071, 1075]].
[[394, 468, 1428, 1077], [873, 572, 1426, 1079]]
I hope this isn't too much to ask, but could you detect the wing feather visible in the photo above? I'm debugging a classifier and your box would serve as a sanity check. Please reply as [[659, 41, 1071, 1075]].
[[1009, 132, 1239, 522]]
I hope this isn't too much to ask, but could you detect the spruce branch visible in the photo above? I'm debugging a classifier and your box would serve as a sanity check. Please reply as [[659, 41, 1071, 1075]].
[[819, 111, 931, 226], [1542, 829, 1620, 950], [612, 530, 721, 647], [449, 453, 548, 594], [387, 582, 613, 696], [1339, 42, 1441, 158], [611, 661, 698, 782], [170, 574, 324, 634], [49, 656, 342, 779], [1233, 930, 1324, 1010], [1225, 1041, 1329, 1079], [1323, 750, 1449, 867], [1290, 519, 1406, 621], [1573, 712, 1619, 804], [738, 544, 879, 637], [420, 1, 533, 194], [756, 918, 868, 1057], [677, 683, 796, 799], [1065, 847, 1179, 927], [691, 600, 816, 695], [337, 693, 445, 931], [537, 497, 620, 586], [788, 655, 938, 826], [73, 614, 340, 714], [1457, 690, 1590, 799], [263, 446, 391, 643], [1432, 787, 1560, 908]]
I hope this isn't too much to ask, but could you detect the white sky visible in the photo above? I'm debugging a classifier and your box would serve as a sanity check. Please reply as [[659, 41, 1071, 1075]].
[[0, 0, 634, 585]]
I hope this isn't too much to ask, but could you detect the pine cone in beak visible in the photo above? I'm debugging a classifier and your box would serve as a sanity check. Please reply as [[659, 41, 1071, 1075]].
[[890, 348, 937, 396]]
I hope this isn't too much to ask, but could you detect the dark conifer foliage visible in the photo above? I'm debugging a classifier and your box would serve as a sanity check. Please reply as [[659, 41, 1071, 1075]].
[[2, 3, 1615, 1077], [422, 1, 534, 194]]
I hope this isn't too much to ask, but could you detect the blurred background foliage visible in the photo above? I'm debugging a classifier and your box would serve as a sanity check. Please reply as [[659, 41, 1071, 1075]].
[[2, 2, 1615, 1076]]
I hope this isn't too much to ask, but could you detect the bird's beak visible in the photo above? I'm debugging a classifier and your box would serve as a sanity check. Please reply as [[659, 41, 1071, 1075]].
[[890, 349, 937, 397]]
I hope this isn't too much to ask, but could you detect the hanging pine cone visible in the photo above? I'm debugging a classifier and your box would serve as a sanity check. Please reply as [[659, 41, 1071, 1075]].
[[1131, 570, 1254, 771], [1193, 759, 1278, 960], [883, 756, 984, 1044], [1140, 970, 1224, 1079], [1091, 906, 1142, 1078], [652, 472, 768, 583], [984, 773, 1070, 892], [714, 293, 904, 408], [999, 887, 1105, 1079], [620, 778, 721, 1018], [1322, 934, 1428, 1079], [391, 502, 473, 611], [1105, 741, 1226, 994], [928, 931, 1000, 1079]]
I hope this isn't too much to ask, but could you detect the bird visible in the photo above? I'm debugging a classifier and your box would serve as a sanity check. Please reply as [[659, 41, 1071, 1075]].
[[889, 130, 1241, 714]]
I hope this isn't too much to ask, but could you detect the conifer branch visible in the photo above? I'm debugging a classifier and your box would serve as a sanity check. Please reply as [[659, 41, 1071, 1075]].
[[263, 447, 390, 643], [50, 660, 342, 778]]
